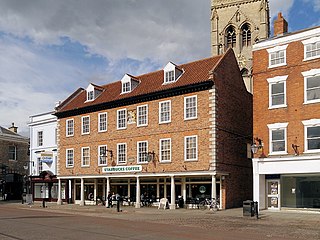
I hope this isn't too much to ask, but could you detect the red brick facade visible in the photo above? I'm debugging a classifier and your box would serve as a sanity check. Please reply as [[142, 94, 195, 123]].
[[56, 49, 252, 209]]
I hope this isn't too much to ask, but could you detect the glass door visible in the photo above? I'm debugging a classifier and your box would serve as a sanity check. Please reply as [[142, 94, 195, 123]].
[[267, 180, 280, 210]]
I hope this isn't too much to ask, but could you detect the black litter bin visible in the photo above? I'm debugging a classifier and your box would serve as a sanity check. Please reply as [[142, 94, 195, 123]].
[[243, 200, 254, 217], [178, 196, 184, 208]]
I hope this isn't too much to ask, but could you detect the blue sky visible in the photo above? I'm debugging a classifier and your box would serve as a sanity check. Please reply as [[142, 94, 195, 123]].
[[0, 0, 319, 136]]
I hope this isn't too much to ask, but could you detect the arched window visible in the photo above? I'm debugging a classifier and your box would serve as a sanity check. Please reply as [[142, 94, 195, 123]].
[[226, 26, 236, 48], [241, 68, 249, 78], [241, 23, 251, 47]]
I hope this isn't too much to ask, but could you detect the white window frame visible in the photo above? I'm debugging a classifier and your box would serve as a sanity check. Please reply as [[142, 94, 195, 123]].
[[98, 145, 108, 166], [267, 44, 288, 68], [37, 131, 43, 147], [137, 141, 148, 164], [267, 123, 288, 155], [117, 143, 127, 165], [81, 116, 90, 135], [159, 138, 171, 163], [87, 90, 94, 101], [98, 112, 107, 132], [302, 119, 320, 153], [165, 70, 175, 83], [184, 135, 198, 161], [66, 119, 74, 137], [117, 109, 127, 130], [267, 75, 288, 109], [159, 100, 171, 124], [81, 147, 90, 167], [302, 69, 320, 104], [38, 157, 43, 173], [303, 36, 320, 61], [184, 95, 198, 120], [66, 148, 74, 168], [122, 81, 131, 94], [137, 104, 148, 127]]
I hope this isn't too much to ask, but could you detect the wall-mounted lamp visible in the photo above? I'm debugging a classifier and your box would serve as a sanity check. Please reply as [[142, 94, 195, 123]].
[[143, 151, 155, 162], [292, 144, 299, 156], [100, 150, 114, 165], [182, 165, 187, 171], [251, 138, 264, 154]]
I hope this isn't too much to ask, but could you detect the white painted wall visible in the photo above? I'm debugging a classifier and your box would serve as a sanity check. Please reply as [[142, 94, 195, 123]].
[[28, 112, 57, 176]]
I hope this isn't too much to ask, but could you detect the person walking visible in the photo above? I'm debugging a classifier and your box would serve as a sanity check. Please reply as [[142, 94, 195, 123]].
[[107, 191, 112, 208]]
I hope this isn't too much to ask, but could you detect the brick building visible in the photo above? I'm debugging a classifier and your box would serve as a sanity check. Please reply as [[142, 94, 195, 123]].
[[55, 49, 252, 209], [252, 14, 320, 210], [0, 123, 29, 200]]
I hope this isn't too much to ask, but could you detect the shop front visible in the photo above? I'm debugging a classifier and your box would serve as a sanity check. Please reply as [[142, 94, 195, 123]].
[[31, 171, 68, 202], [58, 170, 225, 209], [253, 155, 320, 210]]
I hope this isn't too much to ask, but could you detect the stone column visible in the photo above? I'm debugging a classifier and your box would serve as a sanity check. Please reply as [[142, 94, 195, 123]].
[[181, 177, 186, 202], [57, 178, 62, 205], [135, 176, 141, 208], [170, 175, 176, 210], [211, 175, 217, 200], [106, 177, 110, 207]]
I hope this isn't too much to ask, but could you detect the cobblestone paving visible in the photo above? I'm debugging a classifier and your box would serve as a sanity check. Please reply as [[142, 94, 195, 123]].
[[6, 202, 320, 240]]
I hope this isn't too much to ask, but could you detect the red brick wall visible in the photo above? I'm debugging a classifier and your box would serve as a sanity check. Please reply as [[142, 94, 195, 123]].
[[58, 90, 213, 176], [253, 39, 320, 156], [214, 49, 253, 208]]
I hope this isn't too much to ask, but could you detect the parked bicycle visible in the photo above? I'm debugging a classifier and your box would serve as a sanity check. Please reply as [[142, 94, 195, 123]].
[[198, 198, 220, 211]]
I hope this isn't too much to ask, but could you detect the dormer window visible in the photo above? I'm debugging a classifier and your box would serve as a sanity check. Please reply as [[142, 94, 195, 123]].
[[121, 74, 139, 94], [165, 70, 175, 83], [85, 83, 103, 102], [163, 62, 183, 84], [87, 91, 94, 101]]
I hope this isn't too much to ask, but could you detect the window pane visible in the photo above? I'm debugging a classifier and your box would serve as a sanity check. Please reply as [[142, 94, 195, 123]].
[[272, 82, 284, 94], [160, 139, 171, 162], [307, 126, 320, 138], [307, 88, 320, 101], [272, 94, 284, 106], [185, 136, 197, 160], [117, 110, 127, 129], [99, 113, 107, 131], [272, 129, 284, 141], [138, 106, 147, 126], [272, 141, 285, 152], [185, 96, 197, 119], [308, 139, 320, 150], [160, 101, 170, 123], [138, 141, 148, 163]]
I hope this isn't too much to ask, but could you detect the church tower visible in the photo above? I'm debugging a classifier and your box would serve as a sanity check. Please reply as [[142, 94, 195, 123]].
[[211, 0, 270, 93]]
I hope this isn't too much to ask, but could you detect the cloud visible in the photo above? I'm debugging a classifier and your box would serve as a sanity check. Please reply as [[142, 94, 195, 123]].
[[269, 0, 295, 21], [0, 0, 211, 63]]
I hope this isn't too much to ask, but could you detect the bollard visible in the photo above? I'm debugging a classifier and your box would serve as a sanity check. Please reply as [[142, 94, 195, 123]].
[[42, 199, 46, 208], [254, 201, 259, 219], [116, 199, 120, 212]]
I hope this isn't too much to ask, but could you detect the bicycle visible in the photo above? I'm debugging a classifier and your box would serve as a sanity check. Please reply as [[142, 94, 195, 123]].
[[199, 198, 220, 211]]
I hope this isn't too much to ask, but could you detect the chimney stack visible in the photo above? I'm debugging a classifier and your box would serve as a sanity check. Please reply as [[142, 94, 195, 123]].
[[8, 122, 18, 133], [274, 12, 288, 36]]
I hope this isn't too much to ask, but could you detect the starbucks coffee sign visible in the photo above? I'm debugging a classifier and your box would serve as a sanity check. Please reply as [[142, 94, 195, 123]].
[[102, 165, 142, 173]]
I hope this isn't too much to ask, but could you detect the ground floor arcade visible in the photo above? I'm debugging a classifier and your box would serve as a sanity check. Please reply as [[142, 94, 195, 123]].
[[56, 171, 227, 209]]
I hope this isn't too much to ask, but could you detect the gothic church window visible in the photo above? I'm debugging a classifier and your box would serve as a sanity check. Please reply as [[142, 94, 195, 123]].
[[226, 26, 236, 48], [241, 23, 251, 48]]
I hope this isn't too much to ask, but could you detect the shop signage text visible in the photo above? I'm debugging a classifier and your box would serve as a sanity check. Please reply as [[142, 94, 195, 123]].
[[102, 165, 142, 173]]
